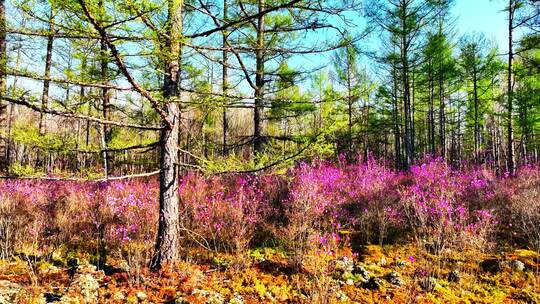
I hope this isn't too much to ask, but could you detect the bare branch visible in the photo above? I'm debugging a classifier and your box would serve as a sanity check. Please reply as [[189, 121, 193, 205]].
[[0, 95, 162, 130], [186, 0, 303, 38]]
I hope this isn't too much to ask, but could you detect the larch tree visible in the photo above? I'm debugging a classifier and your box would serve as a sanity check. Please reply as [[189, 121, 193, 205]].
[[365, 0, 439, 169], [459, 34, 500, 163]]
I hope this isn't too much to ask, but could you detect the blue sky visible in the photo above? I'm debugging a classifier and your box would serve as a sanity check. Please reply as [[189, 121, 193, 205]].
[[6, 0, 516, 99], [453, 0, 509, 53]]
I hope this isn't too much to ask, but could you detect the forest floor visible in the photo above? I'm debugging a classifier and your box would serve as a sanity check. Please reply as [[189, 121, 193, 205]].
[[0, 243, 538, 304]]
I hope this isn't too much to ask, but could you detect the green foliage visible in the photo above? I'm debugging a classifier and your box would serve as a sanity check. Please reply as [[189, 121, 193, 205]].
[[11, 125, 77, 153], [8, 163, 42, 177]]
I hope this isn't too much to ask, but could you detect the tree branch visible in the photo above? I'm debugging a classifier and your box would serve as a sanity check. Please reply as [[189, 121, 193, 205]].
[[77, 0, 173, 129], [0, 95, 162, 130]]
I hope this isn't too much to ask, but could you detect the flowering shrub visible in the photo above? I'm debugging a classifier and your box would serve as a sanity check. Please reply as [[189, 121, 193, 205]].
[[507, 165, 540, 253], [180, 173, 270, 253], [281, 158, 399, 268], [399, 159, 497, 254], [0, 179, 158, 264], [343, 159, 402, 245], [0, 180, 58, 257], [0, 158, 537, 274]]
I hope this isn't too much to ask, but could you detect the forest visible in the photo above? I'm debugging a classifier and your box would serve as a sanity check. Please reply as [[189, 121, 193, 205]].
[[0, 0, 539, 303]]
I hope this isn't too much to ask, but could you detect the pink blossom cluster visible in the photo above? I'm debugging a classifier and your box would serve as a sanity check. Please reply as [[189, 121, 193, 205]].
[[400, 158, 498, 251], [0, 158, 538, 260]]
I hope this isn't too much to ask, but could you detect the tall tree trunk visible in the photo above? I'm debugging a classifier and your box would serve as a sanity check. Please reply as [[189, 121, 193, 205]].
[[347, 57, 353, 156], [392, 62, 401, 170], [507, 0, 516, 174], [411, 66, 415, 157], [152, 0, 183, 268], [402, 41, 413, 168], [79, 57, 87, 168], [438, 73, 445, 160], [0, 0, 6, 170], [473, 66, 479, 164], [519, 103, 528, 164], [99, 0, 112, 176], [363, 97, 370, 161], [428, 61, 435, 155], [222, 0, 228, 157], [100, 42, 111, 176], [39, 12, 55, 135], [253, 0, 265, 154], [4, 15, 26, 174], [400, 0, 413, 169], [437, 18, 446, 161]]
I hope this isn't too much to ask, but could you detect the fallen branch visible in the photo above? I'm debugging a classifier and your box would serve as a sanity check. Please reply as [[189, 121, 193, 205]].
[[0, 170, 161, 182]]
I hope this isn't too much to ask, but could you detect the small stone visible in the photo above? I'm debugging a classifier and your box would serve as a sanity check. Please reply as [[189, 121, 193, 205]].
[[335, 256, 355, 273], [395, 260, 408, 267], [364, 277, 383, 290], [336, 290, 349, 302], [508, 260, 525, 272], [175, 296, 189, 304], [60, 263, 104, 303], [136, 291, 147, 300], [264, 292, 276, 302], [0, 280, 22, 303], [111, 291, 125, 301], [118, 261, 131, 273], [229, 293, 244, 304], [192, 289, 224, 304], [353, 265, 371, 282], [419, 277, 437, 292], [448, 270, 460, 283], [386, 271, 404, 286]]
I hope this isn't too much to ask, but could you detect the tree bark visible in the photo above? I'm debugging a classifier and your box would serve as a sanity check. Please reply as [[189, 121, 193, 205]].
[[0, 0, 7, 169], [428, 60, 435, 156], [0, 0, 5, 112], [153, 102, 180, 266], [39, 12, 54, 135], [253, 0, 265, 154], [507, 0, 516, 174], [100, 0, 112, 176], [392, 61, 401, 170], [347, 52, 353, 156], [473, 65, 479, 164], [222, 0, 228, 157], [401, 22, 413, 168], [152, 0, 183, 268]]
